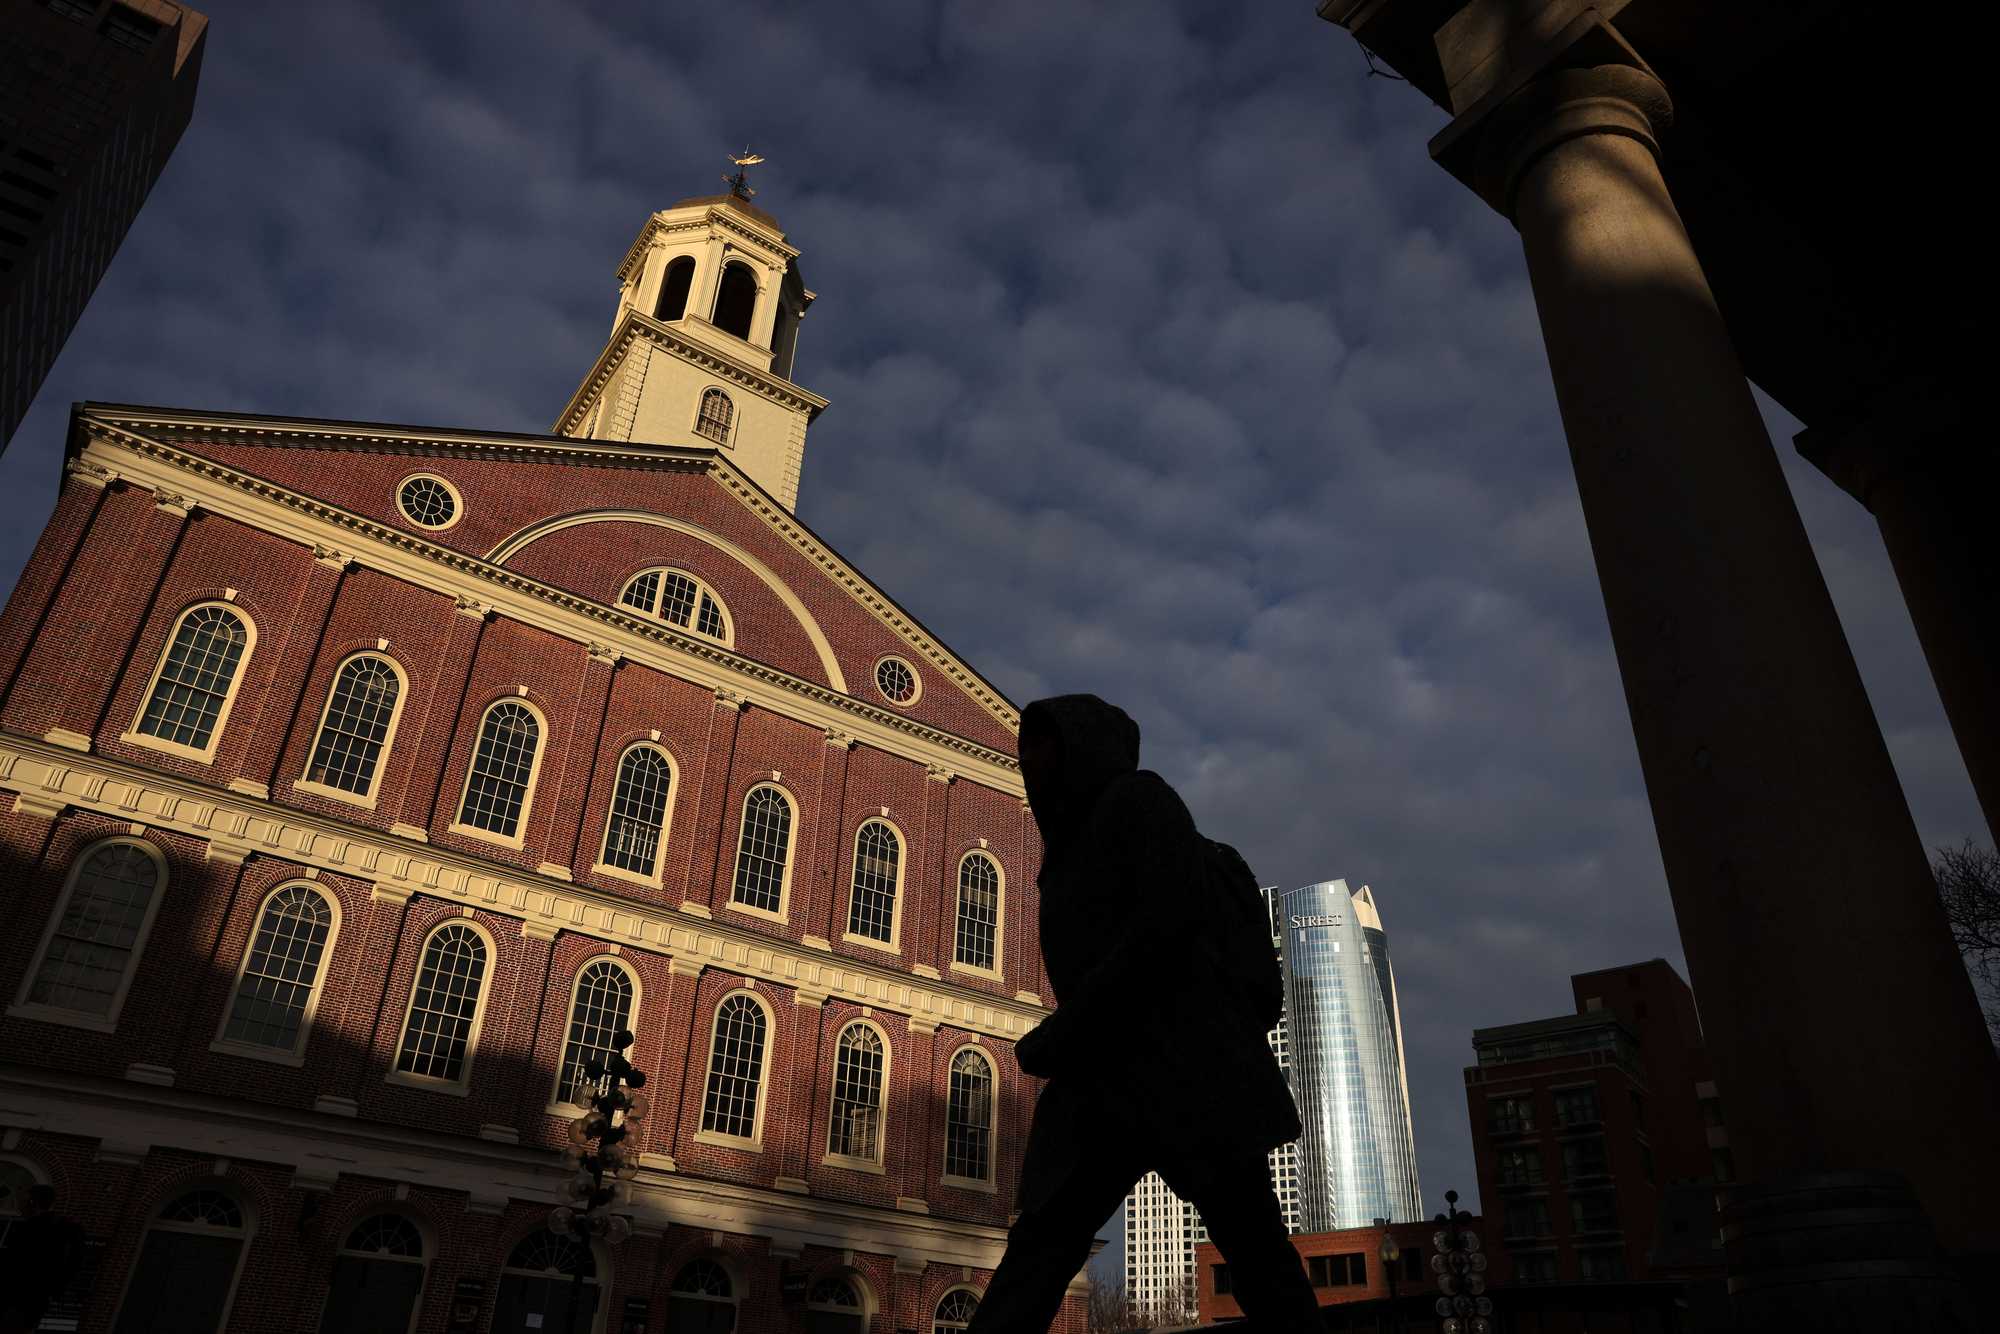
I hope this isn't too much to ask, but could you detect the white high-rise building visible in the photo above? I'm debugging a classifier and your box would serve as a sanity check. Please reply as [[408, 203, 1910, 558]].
[[1121, 888, 1301, 1318]]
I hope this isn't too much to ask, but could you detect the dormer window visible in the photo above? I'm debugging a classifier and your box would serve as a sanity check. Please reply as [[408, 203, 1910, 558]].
[[695, 388, 734, 445], [620, 568, 730, 642]]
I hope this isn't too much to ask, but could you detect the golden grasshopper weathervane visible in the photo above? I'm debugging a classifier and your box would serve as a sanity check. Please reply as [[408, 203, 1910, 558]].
[[724, 148, 765, 201]]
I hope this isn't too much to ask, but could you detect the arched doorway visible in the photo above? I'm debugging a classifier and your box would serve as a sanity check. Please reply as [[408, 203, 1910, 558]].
[[492, 1233, 599, 1333], [805, 1274, 867, 1334], [318, 1213, 427, 1333], [113, 1188, 251, 1333], [666, 1257, 737, 1334]]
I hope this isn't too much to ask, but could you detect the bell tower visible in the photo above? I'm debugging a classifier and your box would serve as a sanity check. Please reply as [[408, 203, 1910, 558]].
[[555, 162, 827, 511]]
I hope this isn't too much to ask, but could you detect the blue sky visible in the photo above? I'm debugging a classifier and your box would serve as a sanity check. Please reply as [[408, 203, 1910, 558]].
[[2, 0, 1983, 1269]]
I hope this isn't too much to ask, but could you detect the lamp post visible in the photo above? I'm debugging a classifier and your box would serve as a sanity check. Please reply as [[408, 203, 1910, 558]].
[[1429, 1190, 1491, 1334], [549, 1028, 649, 1334], [1377, 1220, 1403, 1334]]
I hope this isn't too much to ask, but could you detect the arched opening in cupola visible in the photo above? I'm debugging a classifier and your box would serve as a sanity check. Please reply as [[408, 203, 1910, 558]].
[[712, 262, 757, 341], [655, 257, 695, 321]]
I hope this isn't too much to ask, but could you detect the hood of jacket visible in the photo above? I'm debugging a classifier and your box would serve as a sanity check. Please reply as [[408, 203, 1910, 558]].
[[1019, 694, 1140, 849]]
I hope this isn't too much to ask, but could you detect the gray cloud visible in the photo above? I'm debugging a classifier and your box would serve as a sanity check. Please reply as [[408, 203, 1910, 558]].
[[0, 0, 1982, 1251]]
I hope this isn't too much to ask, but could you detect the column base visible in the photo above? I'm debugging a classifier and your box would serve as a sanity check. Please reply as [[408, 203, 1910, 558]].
[[1721, 1171, 1976, 1332]]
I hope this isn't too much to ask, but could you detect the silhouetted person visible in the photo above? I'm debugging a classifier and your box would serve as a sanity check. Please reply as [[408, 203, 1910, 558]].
[[0, 1183, 83, 1334], [969, 695, 1319, 1334]]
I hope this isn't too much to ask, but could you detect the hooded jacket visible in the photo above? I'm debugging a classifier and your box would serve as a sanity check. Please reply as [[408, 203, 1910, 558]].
[[1019, 694, 1301, 1160]]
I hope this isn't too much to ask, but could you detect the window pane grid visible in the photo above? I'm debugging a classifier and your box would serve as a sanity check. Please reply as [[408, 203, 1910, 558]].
[[344, 1215, 424, 1258], [223, 885, 332, 1050], [828, 1024, 885, 1160], [955, 854, 999, 969], [305, 656, 401, 794], [944, 1050, 993, 1180], [696, 594, 725, 639], [29, 843, 159, 1015], [396, 924, 487, 1082], [603, 748, 672, 876], [399, 476, 455, 527], [701, 995, 766, 1139], [659, 572, 699, 628], [620, 571, 661, 615], [138, 606, 247, 749], [457, 702, 539, 837], [560, 961, 635, 1105], [935, 1290, 979, 1334], [730, 788, 791, 913], [695, 389, 733, 443], [847, 822, 900, 942]]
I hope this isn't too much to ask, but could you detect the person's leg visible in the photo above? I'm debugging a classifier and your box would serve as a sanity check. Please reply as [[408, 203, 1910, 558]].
[[967, 1083, 1143, 1334], [1166, 1152, 1320, 1334]]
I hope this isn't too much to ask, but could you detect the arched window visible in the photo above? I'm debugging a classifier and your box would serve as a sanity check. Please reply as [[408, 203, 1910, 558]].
[[944, 1048, 995, 1183], [729, 785, 793, 915], [826, 1022, 886, 1164], [0, 1159, 44, 1249], [599, 745, 673, 879], [555, 959, 637, 1108], [393, 922, 489, 1087], [319, 1214, 426, 1334], [493, 1233, 597, 1334], [806, 1276, 866, 1334], [655, 256, 695, 322], [845, 820, 902, 945], [711, 262, 757, 340], [219, 883, 336, 1056], [669, 1258, 736, 1334], [114, 1189, 249, 1334], [694, 387, 735, 445], [454, 700, 542, 840], [618, 567, 729, 641], [301, 654, 404, 800], [700, 994, 768, 1143], [132, 603, 252, 757], [934, 1289, 980, 1334], [17, 838, 166, 1025], [954, 852, 1002, 972]]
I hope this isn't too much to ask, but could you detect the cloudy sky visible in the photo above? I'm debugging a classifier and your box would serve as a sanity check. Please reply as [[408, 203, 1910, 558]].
[[2, 0, 1983, 1260]]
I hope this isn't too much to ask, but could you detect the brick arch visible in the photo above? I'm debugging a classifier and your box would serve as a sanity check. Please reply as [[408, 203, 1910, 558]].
[[655, 1232, 759, 1301], [130, 1159, 282, 1234], [486, 511, 847, 691], [314, 1186, 450, 1261]]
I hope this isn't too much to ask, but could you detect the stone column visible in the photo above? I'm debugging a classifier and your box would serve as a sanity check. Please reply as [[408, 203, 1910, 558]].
[[1798, 418, 2000, 841], [1485, 60, 1999, 1278]]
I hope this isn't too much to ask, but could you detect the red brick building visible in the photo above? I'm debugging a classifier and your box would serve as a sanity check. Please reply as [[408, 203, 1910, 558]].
[[0, 190, 1068, 1334], [1194, 1218, 1479, 1327], [1464, 961, 1728, 1298]]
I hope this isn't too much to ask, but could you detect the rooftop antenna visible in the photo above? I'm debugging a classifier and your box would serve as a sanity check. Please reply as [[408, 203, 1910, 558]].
[[724, 147, 765, 201]]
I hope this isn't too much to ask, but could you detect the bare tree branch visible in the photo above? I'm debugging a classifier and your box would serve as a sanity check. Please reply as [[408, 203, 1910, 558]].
[[1934, 839, 2000, 1045]]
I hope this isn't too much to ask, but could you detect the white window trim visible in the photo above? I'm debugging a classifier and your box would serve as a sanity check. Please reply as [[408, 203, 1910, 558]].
[[805, 1270, 878, 1323], [109, 1185, 255, 1334], [292, 652, 411, 810], [616, 567, 735, 647], [386, 918, 498, 1095], [209, 880, 341, 1065], [724, 781, 796, 924], [934, 1284, 986, 1334], [329, 1212, 431, 1334], [500, 1235, 610, 1334], [547, 954, 643, 1114], [871, 654, 923, 707], [694, 988, 773, 1152], [840, 817, 906, 955], [395, 471, 464, 532], [940, 1043, 999, 1192], [120, 601, 258, 764], [447, 697, 549, 850], [589, 743, 679, 889], [822, 1018, 892, 1173], [9, 836, 169, 1033], [947, 848, 1006, 982], [692, 386, 738, 447]]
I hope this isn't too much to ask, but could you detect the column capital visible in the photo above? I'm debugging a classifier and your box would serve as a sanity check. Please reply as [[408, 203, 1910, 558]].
[[453, 594, 491, 620]]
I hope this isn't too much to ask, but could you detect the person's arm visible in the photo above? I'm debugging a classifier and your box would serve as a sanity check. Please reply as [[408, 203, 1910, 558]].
[[1016, 773, 1202, 1074]]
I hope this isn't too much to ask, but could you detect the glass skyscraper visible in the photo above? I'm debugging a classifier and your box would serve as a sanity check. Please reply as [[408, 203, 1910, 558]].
[[1278, 879, 1422, 1229]]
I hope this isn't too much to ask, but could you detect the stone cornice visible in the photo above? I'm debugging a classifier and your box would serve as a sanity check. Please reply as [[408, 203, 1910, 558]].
[[553, 311, 829, 439], [0, 737, 1043, 1040], [614, 205, 799, 285], [0, 1066, 1011, 1263], [72, 417, 1022, 788]]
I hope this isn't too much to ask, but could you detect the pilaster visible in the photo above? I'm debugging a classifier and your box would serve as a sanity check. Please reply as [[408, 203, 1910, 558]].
[[548, 643, 620, 874], [403, 597, 490, 835], [0, 472, 107, 709], [809, 729, 857, 946], [682, 689, 747, 915], [236, 549, 349, 792], [320, 882, 412, 1112]]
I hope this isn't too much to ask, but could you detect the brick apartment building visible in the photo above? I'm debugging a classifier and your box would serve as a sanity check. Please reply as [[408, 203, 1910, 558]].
[[1464, 961, 1728, 1306], [1194, 1218, 1478, 1327], [1, 0, 207, 450], [0, 188, 1067, 1334]]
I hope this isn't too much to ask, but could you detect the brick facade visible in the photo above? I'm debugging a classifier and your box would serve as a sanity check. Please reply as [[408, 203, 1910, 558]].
[[0, 399, 1069, 1334]]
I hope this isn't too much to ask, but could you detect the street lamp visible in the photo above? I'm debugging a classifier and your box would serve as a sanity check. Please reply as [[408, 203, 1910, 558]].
[[549, 1028, 649, 1334], [1377, 1220, 1403, 1334], [1429, 1190, 1492, 1334]]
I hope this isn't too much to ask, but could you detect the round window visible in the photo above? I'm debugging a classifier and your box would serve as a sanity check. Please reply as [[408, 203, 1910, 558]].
[[397, 475, 459, 529], [874, 657, 919, 705]]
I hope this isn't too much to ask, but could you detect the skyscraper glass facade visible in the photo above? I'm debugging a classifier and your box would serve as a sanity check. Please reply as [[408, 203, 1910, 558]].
[[1279, 879, 1422, 1230]]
